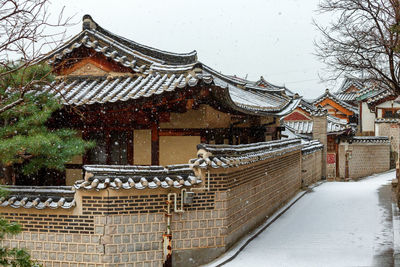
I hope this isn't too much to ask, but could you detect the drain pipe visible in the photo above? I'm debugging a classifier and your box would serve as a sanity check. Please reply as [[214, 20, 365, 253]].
[[191, 170, 210, 191], [163, 169, 211, 266], [163, 189, 186, 266]]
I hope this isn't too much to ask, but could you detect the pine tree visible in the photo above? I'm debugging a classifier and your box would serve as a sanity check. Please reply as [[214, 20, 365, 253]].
[[0, 62, 94, 184]]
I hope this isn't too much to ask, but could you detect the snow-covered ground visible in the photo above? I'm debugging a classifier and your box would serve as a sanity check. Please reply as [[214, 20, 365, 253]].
[[213, 171, 397, 267]]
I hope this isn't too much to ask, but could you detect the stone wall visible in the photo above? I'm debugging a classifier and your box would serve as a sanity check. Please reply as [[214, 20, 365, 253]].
[[0, 151, 303, 267], [301, 150, 323, 186], [338, 139, 390, 179]]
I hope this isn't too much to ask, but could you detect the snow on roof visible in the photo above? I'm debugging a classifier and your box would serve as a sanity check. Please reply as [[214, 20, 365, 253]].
[[75, 164, 201, 190], [335, 77, 394, 106], [375, 118, 400, 124], [313, 89, 359, 114], [191, 138, 303, 169], [0, 186, 75, 209], [347, 136, 390, 144], [43, 15, 300, 117], [337, 77, 366, 93], [301, 140, 324, 155], [283, 115, 350, 135], [335, 92, 359, 102]]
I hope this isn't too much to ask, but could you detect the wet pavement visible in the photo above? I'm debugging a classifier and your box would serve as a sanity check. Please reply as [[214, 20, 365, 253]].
[[372, 183, 395, 267]]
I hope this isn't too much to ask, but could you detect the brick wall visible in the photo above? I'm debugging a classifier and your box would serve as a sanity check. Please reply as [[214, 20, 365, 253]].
[[0, 208, 103, 267], [0, 151, 303, 267], [301, 150, 323, 185], [338, 142, 390, 179]]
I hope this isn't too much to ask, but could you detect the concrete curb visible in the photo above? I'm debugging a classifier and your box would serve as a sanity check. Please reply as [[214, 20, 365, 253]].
[[203, 181, 325, 267]]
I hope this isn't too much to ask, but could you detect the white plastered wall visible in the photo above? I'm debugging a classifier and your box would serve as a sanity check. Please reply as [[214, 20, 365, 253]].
[[361, 102, 375, 133]]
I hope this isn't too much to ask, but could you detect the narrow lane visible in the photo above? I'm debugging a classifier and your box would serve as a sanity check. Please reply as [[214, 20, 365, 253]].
[[224, 171, 396, 267]]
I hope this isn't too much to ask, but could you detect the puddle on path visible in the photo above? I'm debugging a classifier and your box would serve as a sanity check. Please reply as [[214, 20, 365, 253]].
[[372, 183, 394, 267]]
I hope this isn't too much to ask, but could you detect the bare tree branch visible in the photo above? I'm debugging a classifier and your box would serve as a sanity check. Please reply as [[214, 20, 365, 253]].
[[0, 0, 74, 115], [314, 0, 400, 94]]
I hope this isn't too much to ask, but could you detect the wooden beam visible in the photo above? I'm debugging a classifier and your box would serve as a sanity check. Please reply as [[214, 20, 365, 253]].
[[159, 129, 201, 136]]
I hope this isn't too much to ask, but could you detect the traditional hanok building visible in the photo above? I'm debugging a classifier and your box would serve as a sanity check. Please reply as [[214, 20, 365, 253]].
[[0, 16, 319, 267], [283, 100, 353, 178], [35, 15, 302, 186], [334, 77, 398, 166], [312, 89, 358, 123]]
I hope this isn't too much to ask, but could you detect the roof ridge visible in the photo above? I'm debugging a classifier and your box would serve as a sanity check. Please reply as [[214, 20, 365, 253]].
[[82, 15, 197, 65]]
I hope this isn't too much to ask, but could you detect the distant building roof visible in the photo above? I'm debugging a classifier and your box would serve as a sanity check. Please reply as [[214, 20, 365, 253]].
[[284, 115, 351, 135], [313, 89, 359, 114], [337, 77, 366, 93]]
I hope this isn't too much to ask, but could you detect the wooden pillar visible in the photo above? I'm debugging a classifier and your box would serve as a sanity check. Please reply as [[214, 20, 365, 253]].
[[151, 123, 159, 165]]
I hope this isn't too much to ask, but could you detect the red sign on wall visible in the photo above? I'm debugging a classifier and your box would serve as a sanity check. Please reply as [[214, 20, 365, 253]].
[[327, 153, 336, 164]]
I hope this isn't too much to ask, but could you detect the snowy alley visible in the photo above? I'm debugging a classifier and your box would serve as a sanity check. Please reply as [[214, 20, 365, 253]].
[[212, 171, 398, 267]]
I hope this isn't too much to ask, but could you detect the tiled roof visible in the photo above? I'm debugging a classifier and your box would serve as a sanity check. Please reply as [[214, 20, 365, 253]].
[[0, 186, 75, 209], [301, 140, 324, 155], [74, 164, 201, 190], [310, 106, 328, 117], [335, 92, 359, 102], [43, 15, 300, 117], [337, 77, 366, 93], [313, 89, 359, 114], [284, 121, 313, 134], [48, 15, 197, 68], [284, 115, 349, 135], [375, 118, 400, 123], [347, 136, 390, 144], [335, 77, 394, 106], [43, 70, 300, 116], [298, 99, 317, 114], [190, 138, 303, 169], [366, 90, 393, 105]]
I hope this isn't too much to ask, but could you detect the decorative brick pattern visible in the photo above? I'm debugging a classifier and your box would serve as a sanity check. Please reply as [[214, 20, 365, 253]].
[[82, 195, 167, 215], [82, 192, 215, 216], [0, 213, 94, 234]]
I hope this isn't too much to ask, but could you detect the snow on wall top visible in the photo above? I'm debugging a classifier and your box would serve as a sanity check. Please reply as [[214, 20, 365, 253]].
[[0, 186, 76, 209], [74, 164, 202, 191], [191, 138, 303, 169], [301, 140, 324, 155]]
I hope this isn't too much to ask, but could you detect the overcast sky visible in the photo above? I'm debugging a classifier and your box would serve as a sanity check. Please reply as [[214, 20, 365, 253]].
[[51, 0, 333, 99]]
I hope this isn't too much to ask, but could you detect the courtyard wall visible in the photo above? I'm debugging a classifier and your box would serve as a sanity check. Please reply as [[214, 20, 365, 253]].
[[0, 138, 325, 267]]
